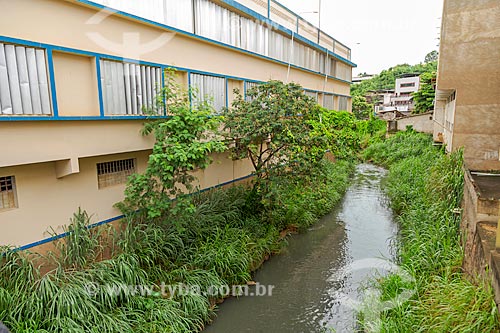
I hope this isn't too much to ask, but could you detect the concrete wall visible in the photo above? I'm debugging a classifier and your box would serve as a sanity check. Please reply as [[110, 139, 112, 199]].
[[396, 112, 434, 134], [434, 0, 500, 170]]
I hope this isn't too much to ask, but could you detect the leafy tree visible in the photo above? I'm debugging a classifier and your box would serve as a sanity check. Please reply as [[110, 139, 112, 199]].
[[425, 50, 439, 63], [352, 95, 373, 120], [413, 71, 436, 114], [309, 109, 385, 159], [222, 80, 324, 182], [118, 70, 226, 219]]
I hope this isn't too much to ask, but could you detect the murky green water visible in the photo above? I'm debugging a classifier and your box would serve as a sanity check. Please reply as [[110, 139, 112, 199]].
[[204, 164, 397, 333]]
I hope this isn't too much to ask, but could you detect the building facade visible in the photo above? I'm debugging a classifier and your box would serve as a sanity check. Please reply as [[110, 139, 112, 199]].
[[0, 0, 355, 249], [373, 75, 420, 115], [433, 0, 500, 171]]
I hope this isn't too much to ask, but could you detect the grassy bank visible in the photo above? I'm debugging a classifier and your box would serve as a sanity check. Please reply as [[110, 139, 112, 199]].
[[0, 159, 354, 333], [362, 130, 499, 332]]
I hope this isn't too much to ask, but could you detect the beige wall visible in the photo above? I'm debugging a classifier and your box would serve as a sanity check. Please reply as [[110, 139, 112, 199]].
[[0, 121, 154, 168], [0, 150, 254, 247], [0, 151, 149, 247], [227, 79, 244, 106], [53, 51, 100, 117], [396, 112, 434, 134], [435, 0, 500, 170]]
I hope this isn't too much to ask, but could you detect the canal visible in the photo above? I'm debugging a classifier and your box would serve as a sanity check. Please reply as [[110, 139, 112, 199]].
[[204, 164, 398, 332]]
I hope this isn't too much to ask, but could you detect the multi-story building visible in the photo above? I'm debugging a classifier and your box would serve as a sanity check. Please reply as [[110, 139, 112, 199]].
[[0, 0, 355, 249], [392, 75, 420, 113], [433, 0, 500, 171], [372, 75, 420, 118]]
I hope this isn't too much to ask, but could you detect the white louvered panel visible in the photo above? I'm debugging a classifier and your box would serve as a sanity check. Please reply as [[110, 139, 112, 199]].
[[190, 73, 226, 113], [323, 94, 334, 110], [0, 43, 51, 116], [319, 53, 326, 74], [146, 66, 152, 109], [15, 46, 33, 114], [245, 81, 260, 101], [129, 64, 137, 114], [35, 49, 51, 115], [229, 12, 241, 47], [26, 48, 42, 114], [0, 44, 12, 115], [123, 63, 132, 114], [110, 61, 122, 114], [339, 96, 348, 111], [100, 59, 161, 115], [135, 64, 143, 112], [164, 0, 194, 32], [140, 65, 147, 112]]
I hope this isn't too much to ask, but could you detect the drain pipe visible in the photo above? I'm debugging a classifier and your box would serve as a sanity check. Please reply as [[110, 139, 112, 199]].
[[286, 31, 295, 83]]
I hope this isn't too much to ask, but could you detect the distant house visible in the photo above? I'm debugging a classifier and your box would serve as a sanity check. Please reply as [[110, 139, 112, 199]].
[[372, 74, 421, 117], [352, 74, 375, 84], [392, 75, 420, 112]]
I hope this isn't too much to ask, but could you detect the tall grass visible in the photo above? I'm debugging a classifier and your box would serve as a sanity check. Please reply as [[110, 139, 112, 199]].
[[0, 159, 354, 332], [363, 129, 500, 332]]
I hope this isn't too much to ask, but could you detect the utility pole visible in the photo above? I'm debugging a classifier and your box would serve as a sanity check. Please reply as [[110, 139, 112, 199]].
[[317, 0, 322, 44], [318, 0, 321, 31]]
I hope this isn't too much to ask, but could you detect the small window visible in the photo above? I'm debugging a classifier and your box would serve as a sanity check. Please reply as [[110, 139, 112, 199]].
[[400, 82, 416, 88], [97, 159, 136, 189], [0, 176, 17, 210]]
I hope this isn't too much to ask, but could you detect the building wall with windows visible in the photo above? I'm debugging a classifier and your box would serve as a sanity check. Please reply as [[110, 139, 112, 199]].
[[0, 0, 354, 248], [433, 0, 500, 170]]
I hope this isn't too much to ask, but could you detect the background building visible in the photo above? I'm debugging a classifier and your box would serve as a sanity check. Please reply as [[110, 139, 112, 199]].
[[0, 0, 354, 249]]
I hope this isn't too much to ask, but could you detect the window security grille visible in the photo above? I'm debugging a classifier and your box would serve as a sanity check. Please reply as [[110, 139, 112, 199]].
[[0, 176, 17, 210], [97, 159, 136, 189]]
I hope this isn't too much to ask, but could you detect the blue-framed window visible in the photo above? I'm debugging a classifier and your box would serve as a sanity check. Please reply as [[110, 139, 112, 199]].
[[339, 96, 349, 111], [244, 81, 261, 102], [100, 59, 162, 115], [323, 94, 334, 110], [0, 43, 52, 116], [190, 73, 226, 113], [304, 90, 318, 102]]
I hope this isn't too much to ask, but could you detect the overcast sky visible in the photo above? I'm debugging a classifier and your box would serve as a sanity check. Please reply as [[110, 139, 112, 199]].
[[278, 0, 443, 76]]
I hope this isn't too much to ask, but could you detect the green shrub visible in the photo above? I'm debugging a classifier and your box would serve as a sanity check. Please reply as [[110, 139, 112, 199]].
[[362, 130, 500, 332]]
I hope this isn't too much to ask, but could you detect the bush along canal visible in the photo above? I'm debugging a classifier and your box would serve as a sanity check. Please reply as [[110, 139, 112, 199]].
[[204, 163, 398, 332], [362, 130, 500, 333]]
